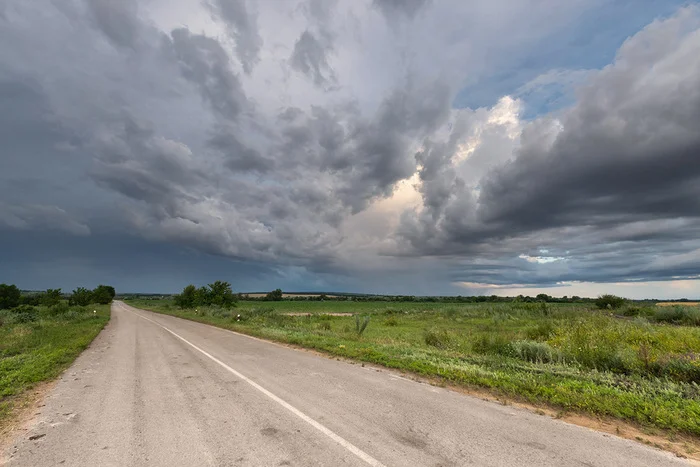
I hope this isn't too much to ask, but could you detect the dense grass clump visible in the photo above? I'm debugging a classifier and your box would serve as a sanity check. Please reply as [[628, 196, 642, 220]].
[[127, 298, 700, 436]]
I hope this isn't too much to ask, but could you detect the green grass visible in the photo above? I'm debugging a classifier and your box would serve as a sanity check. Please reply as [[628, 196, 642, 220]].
[[127, 298, 700, 437], [0, 303, 110, 425]]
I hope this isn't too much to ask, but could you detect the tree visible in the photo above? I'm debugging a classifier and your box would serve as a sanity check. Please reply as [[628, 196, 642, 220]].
[[69, 287, 93, 306], [595, 294, 625, 310], [0, 283, 21, 309], [41, 288, 63, 307], [92, 285, 115, 305], [265, 288, 283, 301], [208, 281, 236, 308], [174, 284, 197, 309]]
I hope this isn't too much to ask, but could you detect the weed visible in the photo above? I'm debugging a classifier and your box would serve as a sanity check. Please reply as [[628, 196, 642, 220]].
[[424, 328, 458, 350], [355, 315, 370, 336], [509, 340, 563, 364], [384, 316, 399, 327]]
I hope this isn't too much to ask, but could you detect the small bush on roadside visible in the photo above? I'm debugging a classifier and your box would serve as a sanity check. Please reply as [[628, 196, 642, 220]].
[[509, 340, 563, 364], [318, 321, 332, 331], [424, 328, 458, 350], [595, 294, 625, 310], [355, 315, 370, 336], [472, 333, 511, 356], [49, 302, 70, 315], [12, 305, 38, 323], [525, 322, 555, 341]]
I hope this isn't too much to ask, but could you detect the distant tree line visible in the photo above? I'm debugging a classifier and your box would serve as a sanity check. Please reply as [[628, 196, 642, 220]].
[[0, 283, 116, 310]]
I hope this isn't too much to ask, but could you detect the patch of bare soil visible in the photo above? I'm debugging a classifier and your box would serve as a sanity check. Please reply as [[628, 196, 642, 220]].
[[0, 380, 57, 462]]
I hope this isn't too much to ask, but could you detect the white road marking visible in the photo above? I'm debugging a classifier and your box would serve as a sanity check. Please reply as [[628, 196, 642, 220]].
[[116, 303, 386, 467]]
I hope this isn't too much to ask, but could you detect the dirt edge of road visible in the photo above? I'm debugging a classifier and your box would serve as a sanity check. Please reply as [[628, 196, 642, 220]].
[[139, 304, 700, 463], [0, 380, 58, 463]]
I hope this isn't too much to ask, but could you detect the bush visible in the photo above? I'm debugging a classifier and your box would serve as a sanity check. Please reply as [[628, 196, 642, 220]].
[[0, 283, 21, 310], [49, 302, 70, 315], [472, 334, 511, 356], [424, 328, 458, 349], [318, 321, 332, 331], [509, 340, 563, 363], [69, 287, 93, 306], [648, 354, 700, 383], [525, 322, 555, 341], [595, 294, 625, 310], [384, 316, 399, 327], [355, 315, 370, 336], [265, 289, 283, 301], [653, 306, 700, 326], [12, 305, 38, 323]]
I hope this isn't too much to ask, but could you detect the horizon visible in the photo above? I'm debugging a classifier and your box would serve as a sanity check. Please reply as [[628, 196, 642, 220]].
[[3, 1, 700, 299]]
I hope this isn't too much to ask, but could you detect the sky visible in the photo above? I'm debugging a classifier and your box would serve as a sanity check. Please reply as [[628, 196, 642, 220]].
[[2, 0, 700, 298]]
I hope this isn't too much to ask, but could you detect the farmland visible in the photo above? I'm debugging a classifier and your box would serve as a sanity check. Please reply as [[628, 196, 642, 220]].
[[126, 297, 700, 442]]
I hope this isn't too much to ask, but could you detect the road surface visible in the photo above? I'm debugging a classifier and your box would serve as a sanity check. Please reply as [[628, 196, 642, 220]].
[[2, 301, 690, 466]]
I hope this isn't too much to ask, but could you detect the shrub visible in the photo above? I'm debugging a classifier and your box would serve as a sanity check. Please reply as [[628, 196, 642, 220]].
[[318, 321, 332, 331], [384, 316, 399, 327], [355, 315, 370, 336], [525, 322, 555, 341], [509, 340, 563, 363], [49, 302, 70, 315], [653, 306, 700, 326], [595, 294, 625, 310], [69, 287, 93, 306], [648, 354, 700, 383], [472, 333, 511, 356], [12, 305, 38, 323], [424, 328, 458, 349], [265, 289, 283, 301]]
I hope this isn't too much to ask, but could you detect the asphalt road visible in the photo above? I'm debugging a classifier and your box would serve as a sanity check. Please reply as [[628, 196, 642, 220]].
[[3, 301, 691, 466]]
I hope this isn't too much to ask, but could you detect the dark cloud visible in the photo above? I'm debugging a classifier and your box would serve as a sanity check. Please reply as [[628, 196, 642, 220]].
[[373, 0, 431, 20], [204, 0, 262, 73], [209, 127, 272, 173], [290, 30, 335, 87], [275, 80, 452, 212], [86, 0, 141, 49], [0, 203, 90, 236], [165, 28, 248, 122]]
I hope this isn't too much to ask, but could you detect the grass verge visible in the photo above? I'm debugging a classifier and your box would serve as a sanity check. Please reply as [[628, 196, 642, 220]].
[[0, 304, 110, 432]]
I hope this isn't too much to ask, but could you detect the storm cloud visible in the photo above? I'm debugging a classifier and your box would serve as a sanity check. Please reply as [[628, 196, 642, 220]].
[[1, 0, 700, 296]]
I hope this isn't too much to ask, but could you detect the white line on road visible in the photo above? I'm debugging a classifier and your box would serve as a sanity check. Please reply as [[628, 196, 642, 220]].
[[116, 303, 387, 467]]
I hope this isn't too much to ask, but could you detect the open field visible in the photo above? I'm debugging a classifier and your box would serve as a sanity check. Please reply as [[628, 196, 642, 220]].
[[126, 298, 700, 443], [658, 302, 700, 307], [0, 304, 110, 434]]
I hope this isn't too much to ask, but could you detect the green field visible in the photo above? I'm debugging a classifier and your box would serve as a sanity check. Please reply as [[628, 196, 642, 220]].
[[0, 304, 110, 428], [127, 298, 700, 438]]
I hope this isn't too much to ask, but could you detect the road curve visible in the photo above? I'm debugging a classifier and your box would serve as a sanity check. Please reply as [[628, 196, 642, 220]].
[[3, 301, 690, 466]]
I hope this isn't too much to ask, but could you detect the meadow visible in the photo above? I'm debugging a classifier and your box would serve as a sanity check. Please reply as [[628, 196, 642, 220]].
[[127, 297, 700, 440], [0, 303, 110, 431]]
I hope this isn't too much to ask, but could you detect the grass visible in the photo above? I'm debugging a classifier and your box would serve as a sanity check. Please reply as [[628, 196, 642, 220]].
[[0, 303, 110, 427], [126, 298, 700, 437]]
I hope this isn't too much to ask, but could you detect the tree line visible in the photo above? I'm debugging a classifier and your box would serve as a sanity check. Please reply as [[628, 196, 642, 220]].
[[0, 283, 116, 310]]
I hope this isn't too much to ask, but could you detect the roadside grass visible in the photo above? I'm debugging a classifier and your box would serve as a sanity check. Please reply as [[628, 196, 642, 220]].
[[127, 299, 700, 437], [0, 304, 110, 428]]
